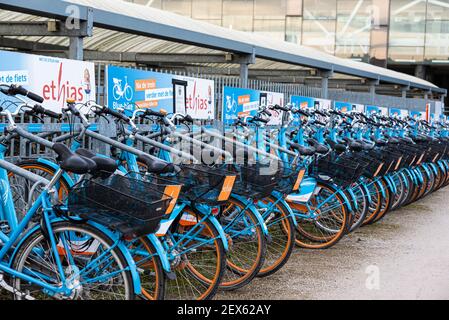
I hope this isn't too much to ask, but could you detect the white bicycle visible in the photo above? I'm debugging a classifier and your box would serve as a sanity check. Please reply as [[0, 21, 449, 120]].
[[113, 76, 133, 102]]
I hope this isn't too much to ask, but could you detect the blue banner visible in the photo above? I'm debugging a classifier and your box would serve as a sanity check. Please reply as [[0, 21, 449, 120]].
[[222, 86, 261, 125]]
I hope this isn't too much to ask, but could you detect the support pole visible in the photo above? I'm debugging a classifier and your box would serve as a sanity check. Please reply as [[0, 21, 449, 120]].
[[369, 80, 379, 104], [69, 36, 84, 60], [320, 71, 333, 99], [235, 51, 256, 88], [240, 63, 249, 88]]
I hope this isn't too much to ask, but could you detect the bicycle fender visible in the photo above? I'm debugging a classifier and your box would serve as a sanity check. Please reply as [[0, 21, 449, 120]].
[[405, 168, 418, 186], [437, 161, 446, 175], [384, 175, 397, 194], [270, 191, 297, 227], [207, 215, 230, 252], [146, 233, 172, 273], [345, 188, 358, 212], [337, 189, 353, 213], [231, 194, 269, 237], [412, 167, 424, 184], [36, 158, 75, 187], [399, 171, 409, 190], [421, 164, 432, 180], [360, 183, 372, 205], [375, 179, 387, 199], [428, 163, 439, 176]]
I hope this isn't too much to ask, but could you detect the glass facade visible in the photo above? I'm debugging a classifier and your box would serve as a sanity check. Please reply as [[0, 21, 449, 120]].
[[126, 0, 449, 63]]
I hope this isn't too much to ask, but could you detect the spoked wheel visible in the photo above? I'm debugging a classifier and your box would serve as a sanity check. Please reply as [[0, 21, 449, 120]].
[[12, 222, 135, 300], [290, 181, 350, 249], [10, 160, 165, 300], [162, 209, 226, 300], [8, 160, 70, 222], [219, 197, 267, 291], [130, 237, 165, 300], [348, 184, 369, 232], [256, 196, 295, 278]]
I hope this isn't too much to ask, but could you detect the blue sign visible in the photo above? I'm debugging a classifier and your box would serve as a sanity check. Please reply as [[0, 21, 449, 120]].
[[222, 86, 261, 125], [107, 65, 175, 115], [366, 105, 380, 115]]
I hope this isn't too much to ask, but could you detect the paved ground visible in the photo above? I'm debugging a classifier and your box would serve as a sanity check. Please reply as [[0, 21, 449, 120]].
[[218, 187, 449, 300]]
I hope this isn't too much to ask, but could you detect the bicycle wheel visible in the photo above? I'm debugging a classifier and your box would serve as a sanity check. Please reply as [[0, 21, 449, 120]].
[[219, 196, 267, 291], [12, 221, 134, 300], [163, 208, 226, 300], [256, 195, 295, 278], [8, 160, 70, 222], [290, 181, 350, 249], [11, 160, 166, 300], [130, 237, 165, 300]]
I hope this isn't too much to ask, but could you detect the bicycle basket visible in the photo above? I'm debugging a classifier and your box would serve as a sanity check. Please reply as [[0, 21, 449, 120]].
[[311, 155, 361, 187], [275, 165, 307, 195], [156, 164, 237, 205], [68, 175, 172, 239], [230, 160, 283, 199]]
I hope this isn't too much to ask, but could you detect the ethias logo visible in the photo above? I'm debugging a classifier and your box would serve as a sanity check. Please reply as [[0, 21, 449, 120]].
[[42, 63, 85, 107]]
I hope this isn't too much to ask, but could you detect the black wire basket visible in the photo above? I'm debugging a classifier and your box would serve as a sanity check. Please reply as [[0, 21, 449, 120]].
[[68, 175, 173, 239], [274, 165, 307, 195], [357, 153, 386, 178], [153, 164, 237, 205], [310, 155, 361, 187], [228, 160, 283, 199]]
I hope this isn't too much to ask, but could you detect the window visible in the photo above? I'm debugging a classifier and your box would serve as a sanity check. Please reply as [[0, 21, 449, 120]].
[[286, 0, 302, 16], [303, 0, 337, 20], [285, 16, 302, 44], [389, 0, 426, 47], [302, 19, 336, 54], [336, 0, 372, 47], [427, 0, 449, 21], [388, 46, 424, 63], [192, 0, 222, 20], [223, 0, 254, 31], [255, 0, 287, 19], [253, 19, 286, 41], [162, 0, 192, 16], [425, 20, 449, 60]]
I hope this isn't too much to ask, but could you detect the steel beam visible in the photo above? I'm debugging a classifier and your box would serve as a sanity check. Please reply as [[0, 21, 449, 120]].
[[0, 21, 92, 37]]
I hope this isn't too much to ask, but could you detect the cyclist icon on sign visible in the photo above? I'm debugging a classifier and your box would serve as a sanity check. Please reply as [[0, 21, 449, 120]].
[[112, 76, 133, 102]]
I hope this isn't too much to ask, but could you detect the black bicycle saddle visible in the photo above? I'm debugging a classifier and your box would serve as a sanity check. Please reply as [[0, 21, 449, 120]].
[[75, 149, 118, 175], [325, 138, 347, 153], [138, 154, 177, 174], [307, 138, 330, 154], [53, 143, 96, 174], [290, 142, 316, 156]]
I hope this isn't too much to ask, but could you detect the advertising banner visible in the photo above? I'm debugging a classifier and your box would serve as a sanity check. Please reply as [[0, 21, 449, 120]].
[[334, 101, 364, 113], [262, 91, 285, 126], [222, 86, 260, 125], [0, 50, 96, 113], [389, 108, 409, 119], [365, 105, 380, 115], [290, 96, 331, 110], [410, 110, 426, 120], [106, 66, 215, 119]]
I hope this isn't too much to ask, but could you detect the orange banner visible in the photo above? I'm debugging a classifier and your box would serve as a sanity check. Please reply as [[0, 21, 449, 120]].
[[135, 79, 156, 91], [238, 95, 250, 105]]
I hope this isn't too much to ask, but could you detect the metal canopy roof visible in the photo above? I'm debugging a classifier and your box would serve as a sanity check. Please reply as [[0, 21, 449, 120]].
[[0, 0, 445, 94]]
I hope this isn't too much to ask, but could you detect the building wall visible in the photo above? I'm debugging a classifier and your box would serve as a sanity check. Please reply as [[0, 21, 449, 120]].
[[126, 0, 449, 67]]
